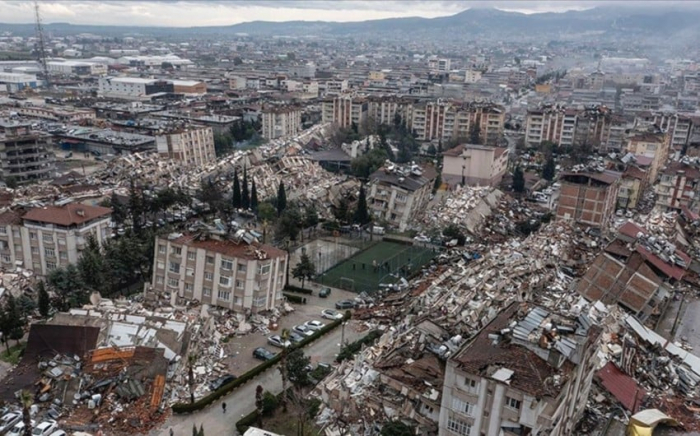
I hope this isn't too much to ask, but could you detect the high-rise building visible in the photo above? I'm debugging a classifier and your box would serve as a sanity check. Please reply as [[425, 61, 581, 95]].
[[156, 126, 216, 168], [0, 120, 55, 185]]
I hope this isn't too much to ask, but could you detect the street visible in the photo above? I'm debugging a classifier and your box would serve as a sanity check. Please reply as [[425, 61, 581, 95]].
[[155, 319, 363, 436]]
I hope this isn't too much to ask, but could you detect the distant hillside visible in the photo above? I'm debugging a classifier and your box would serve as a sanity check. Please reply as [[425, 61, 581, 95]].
[[1, 6, 699, 44]]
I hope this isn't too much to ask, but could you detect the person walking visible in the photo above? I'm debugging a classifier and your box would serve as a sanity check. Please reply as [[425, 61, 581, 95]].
[[169, 429, 174, 436], [222, 402, 227, 413]]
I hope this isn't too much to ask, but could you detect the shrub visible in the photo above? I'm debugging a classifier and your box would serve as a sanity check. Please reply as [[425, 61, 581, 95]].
[[262, 391, 278, 415], [283, 293, 305, 304], [336, 330, 381, 363], [284, 284, 313, 295]]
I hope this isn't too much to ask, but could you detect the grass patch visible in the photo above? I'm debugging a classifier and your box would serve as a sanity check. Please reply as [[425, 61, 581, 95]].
[[0, 342, 25, 365], [316, 241, 435, 294]]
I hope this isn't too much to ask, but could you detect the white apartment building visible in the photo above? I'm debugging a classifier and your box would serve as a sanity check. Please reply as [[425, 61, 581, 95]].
[[321, 96, 367, 129], [464, 70, 482, 84], [261, 107, 302, 140], [228, 76, 247, 90], [0, 204, 112, 276], [322, 79, 349, 96], [156, 126, 216, 168], [98, 77, 174, 100], [16, 106, 96, 123], [442, 144, 509, 187], [47, 60, 106, 76], [149, 232, 288, 313], [439, 304, 600, 436]]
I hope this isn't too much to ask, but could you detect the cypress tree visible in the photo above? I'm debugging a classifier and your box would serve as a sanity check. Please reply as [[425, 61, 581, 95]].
[[241, 167, 250, 209], [277, 181, 287, 217], [232, 168, 241, 208], [251, 179, 258, 212], [353, 185, 370, 225]]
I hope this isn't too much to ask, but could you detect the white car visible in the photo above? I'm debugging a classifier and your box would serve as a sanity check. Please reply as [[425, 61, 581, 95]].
[[305, 320, 326, 331], [292, 324, 314, 337], [32, 421, 57, 436], [48, 431, 67, 436], [267, 335, 291, 348], [0, 412, 21, 433], [413, 235, 431, 243], [321, 309, 343, 320], [8, 420, 35, 436]]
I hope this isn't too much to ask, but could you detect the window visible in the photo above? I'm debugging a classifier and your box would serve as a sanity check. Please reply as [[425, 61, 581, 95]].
[[30, 232, 37, 240], [187, 252, 196, 261], [253, 295, 267, 307], [172, 246, 182, 255], [31, 247, 39, 255], [59, 251, 67, 260], [447, 417, 471, 436], [204, 272, 214, 281], [234, 296, 242, 305], [219, 276, 231, 287], [14, 244, 21, 253], [44, 248, 55, 258], [169, 262, 180, 273], [217, 290, 231, 301], [237, 263, 247, 272], [58, 238, 66, 245], [258, 264, 271, 275], [452, 398, 473, 417], [2, 255, 10, 263], [203, 287, 212, 297], [0, 226, 6, 235], [206, 255, 214, 264], [505, 397, 521, 410], [158, 244, 166, 254], [43, 234, 53, 242], [157, 261, 165, 270], [12, 230, 19, 238], [168, 278, 179, 287], [464, 378, 478, 393], [46, 261, 56, 270], [186, 268, 194, 277], [156, 275, 164, 284], [221, 259, 233, 270], [235, 279, 244, 290], [185, 283, 194, 292]]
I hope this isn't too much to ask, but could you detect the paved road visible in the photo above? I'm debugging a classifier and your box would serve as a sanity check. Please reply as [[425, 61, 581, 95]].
[[157, 322, 362, 436]]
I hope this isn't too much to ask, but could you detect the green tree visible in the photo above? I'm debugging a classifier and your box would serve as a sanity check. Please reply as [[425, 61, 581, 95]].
[[255, 385, 265, 427], [513, 165, 526, 193], [77, 234, 106, 293], [128, 179, 145, 235], [251, 179, 258, 212], [381, 421, 415, 436], [197, 179, 227, 217], [37, 281, 50, 318], [469, 122, 481, 145], [351, 147, 388, 179], [286, 349, 311, 389], [277, 207, 302, 241], [542, 155, 556, 181], [47, 264, 85, 311], [18, 390, 33, 436], [241, 167, 250, 209], [333, 197, 351, 223], [291, 253, 315, 289], [279, 328, 291, 411], [214, 133, 233, 157], [353, 185, 370, 225], [110, 191, 127, 227], [257, 202, 276, 222], [304, 206, 319, 231], [0, 294, 23, 352], [262, 391, 278, 415], [277, 181, 287, 217], [231, 169, 241, 209]]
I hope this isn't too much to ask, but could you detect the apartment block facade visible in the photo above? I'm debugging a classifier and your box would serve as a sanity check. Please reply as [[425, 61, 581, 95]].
[[156, 126, 216, 168], [0, 204, 112, 276], [150, 234, 288, 313], [655, 161, 700, 211], [321, 96, 367, 129], [442, 144, 509, 187], [0, 120, 55, 185], [556, 170, 622, 228], [261, 107, 302, 140], [439, 304, 600, 436], [625, 131, 670, 183]]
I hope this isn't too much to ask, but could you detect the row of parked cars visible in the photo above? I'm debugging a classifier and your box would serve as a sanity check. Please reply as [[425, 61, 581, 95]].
[[0, 410, 65, 436]]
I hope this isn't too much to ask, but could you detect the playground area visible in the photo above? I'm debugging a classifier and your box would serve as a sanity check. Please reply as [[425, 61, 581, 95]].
[[315, 241, 436, 294]]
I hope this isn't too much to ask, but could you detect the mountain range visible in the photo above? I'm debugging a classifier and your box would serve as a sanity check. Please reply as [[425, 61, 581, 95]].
[[1, 6, 699, 43]]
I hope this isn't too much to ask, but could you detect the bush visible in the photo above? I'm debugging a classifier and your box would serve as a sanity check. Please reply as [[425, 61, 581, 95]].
[[336, 330, 382, 363], [235, 409, 259, 434], [283, 293, 306, 304], [172, 312, 351, 414], [262, 391, 278, 415], [284, 284, 313, 295]]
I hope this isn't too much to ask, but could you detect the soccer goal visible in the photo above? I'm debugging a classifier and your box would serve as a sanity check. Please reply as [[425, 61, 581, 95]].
[[339, 277, 355, 291]]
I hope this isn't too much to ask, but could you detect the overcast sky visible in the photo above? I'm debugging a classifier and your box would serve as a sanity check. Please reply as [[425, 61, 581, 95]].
[[0, 1, 687, 27]]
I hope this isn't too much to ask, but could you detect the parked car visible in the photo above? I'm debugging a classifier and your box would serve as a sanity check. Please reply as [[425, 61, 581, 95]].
[[253, 347, 276, 361], [319, 287, 331, 298], [292, 324, 314, 337], [48, 431, 67, 436], [0, 412, 22, 433], [8, 420, 35, 436], [305, 320, 325, 331], [321, 309, 343, 320], [268, 335, 292, 348], [413, 235, 431, 243], [32, 420, 57, 436], [335, 300, 355, 310], [208, 374, 237, 391], [288, 331, 305, 344]]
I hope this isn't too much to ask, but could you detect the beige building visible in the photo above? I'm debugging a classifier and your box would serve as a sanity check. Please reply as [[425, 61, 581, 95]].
[[442, 144, 508, 188], [321, 96, 367, 129], [156, 126, 216, 168], [655, 161, 700, 211], [368, 164, 437, 231], [261, 107, 302, 140], [149, 232, 288, 313], [625, 131, 670, 183], [618, 166, 647, 210], [0, 120, 55, 185], [439, 304, 600, 436], [0, 203, 112, 275]]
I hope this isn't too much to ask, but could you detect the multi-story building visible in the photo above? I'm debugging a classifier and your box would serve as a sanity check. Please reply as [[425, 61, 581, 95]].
[[0, 120, 55, 185], [0, 203, 112, 275], [524, 105, 571, 147], [47, 60, 107, 76], [155, 126, 216, 168], [98, 77, 175, 100], [442, 144, 508, 187], [149, 231, 288, 313], [655, 160, 700, 211], [261, 106, 302, 140], [170, 80, 206, 95], [625, 130, 670, 183], [556, 170, 622, 228], [618, 165, 647, 210], [16, 105, 96, 124], [410, 101, 505, 144], [439, 303, 600, 436], [0, 73, 39, 92], [321, 96, 367, 129], [368, 164, 437, 231]]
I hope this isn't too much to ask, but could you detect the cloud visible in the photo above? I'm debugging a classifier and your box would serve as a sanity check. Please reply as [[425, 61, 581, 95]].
[[0, 1, 694, 27]]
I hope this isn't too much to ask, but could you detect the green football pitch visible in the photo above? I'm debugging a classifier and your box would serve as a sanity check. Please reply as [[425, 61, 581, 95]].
[[315, 241, 436, 294]]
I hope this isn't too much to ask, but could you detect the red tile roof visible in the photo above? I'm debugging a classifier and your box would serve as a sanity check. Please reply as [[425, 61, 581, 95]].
[[618, 221, 646, 240], [596, 361, 646, 412], [22, 204, 112, 226], [636, 245, 685, 281], [0, 210, 21, 226], [169, 234, 287, 261]]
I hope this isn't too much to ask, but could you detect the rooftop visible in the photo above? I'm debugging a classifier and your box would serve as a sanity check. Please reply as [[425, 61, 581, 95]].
[[167, 233, 287, 261], [23, 203, 112, 226], [370, 164, 437, 192]]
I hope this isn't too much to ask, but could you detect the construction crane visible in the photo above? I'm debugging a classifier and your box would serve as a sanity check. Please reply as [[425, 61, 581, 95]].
[[33, 1, 50, 89]]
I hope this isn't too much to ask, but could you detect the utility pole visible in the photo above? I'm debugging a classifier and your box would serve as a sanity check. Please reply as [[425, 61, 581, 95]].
[[34, 1, 51, 89]]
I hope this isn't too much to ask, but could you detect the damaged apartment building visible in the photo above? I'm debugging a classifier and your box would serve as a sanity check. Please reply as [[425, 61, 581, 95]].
[[148, 223, 288, 313], [0, 119, 56, 185]]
